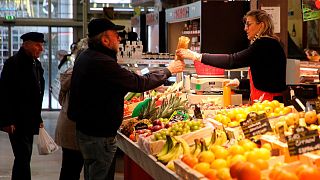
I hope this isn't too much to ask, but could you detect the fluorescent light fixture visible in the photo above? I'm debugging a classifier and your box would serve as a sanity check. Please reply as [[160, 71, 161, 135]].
[[90, 7, 154, 12], [90, 0, 130, 3]]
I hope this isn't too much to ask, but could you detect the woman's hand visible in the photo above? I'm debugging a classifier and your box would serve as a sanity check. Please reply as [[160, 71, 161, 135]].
[[176, 48, 202, 61]]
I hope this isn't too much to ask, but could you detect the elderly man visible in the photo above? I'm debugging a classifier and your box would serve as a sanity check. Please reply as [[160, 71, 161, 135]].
[[0, 32, 45, 180], [68, 18, 185, 179]]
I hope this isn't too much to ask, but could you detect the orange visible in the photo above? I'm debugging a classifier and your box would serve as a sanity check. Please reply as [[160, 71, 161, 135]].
[[238, 139, 252, 146], [252, 159, 269, 170], [282, 106, 292, 115], [210, 146, 229, 159], [296, 165, 320, 180], [269, 168, 284, 180], [205, 169, 218, 180], [229, 154, 246, 167], [230, 161, 245, 179], [305, 110, 318, 124], [241, 141, 257, 151], [193, 162, 211, 175], [228, 144, 245, 156], [181, 154, 198, 168], [236, 162, 261, 180], [210, 159, 228, 170], [271, 100, 280, 108], [256, 147, 271, 160], [275, 170, 299, 180], [198, 151, 215, 163], [216, 167, 231, 180]]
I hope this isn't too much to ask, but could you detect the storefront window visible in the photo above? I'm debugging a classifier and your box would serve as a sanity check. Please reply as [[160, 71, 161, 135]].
[[0, 26, 73, 109], [51, 27, 73, 109], [0, 27, 9, 74], [0, 0, 73, 18]]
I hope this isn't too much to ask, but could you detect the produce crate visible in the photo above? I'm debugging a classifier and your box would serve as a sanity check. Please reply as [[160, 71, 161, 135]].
[[174, 159, 207, 180], [138, 124, 214, 155], [260, 134, 299, 163], [300, 151, 320, 167]]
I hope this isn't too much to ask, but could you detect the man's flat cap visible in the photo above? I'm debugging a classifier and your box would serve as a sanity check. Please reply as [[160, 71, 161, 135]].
[[21, 32, 46, 43], [88, 18, 125, 38]]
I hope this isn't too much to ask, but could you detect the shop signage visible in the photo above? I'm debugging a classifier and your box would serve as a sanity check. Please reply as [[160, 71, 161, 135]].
[[146, 12, 159, 26], [166, 1, 200, 23], [174, 7, 189, 19], [240, 112, 272, 139], [131, 16, 140, 27], [131, 0, 154, 6], [286, 126, 320, 156]]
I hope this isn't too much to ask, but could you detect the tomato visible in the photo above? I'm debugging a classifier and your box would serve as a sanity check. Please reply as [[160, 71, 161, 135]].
[[129, 133, 136, 141], [316, 0, 320, 9]]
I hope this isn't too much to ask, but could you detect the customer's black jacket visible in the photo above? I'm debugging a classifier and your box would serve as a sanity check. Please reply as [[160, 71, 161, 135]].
[[68, 44, 171, 137], [202, 37, 287, 93], [0, 48, 44, 135]]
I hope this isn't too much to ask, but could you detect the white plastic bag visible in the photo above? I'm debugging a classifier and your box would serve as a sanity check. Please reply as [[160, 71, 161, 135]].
[[37, 128, 59, 155]]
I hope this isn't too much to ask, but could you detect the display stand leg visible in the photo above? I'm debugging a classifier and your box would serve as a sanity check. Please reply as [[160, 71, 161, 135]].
[[124, 154, 153, 180]]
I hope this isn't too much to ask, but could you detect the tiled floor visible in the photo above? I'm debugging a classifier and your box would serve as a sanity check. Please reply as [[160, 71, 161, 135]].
[[0, 111, 124, 180]]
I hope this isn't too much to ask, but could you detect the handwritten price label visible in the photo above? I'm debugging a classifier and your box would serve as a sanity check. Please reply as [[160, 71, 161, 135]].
[[286, 126, 320, 156]]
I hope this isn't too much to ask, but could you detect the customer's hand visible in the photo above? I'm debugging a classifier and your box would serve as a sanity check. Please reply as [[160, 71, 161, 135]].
[[1, 125, 16, 134], [167, 60, 185, 74], [225, 78, 240, 87], [176, 48, 201, 61]]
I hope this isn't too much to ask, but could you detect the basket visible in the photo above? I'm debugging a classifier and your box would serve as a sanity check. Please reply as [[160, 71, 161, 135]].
[[194, 61, 225, 76]]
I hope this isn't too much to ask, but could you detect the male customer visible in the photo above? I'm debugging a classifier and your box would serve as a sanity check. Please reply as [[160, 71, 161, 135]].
[[67, 18, 185, 180], [0, 32, 45, 180]]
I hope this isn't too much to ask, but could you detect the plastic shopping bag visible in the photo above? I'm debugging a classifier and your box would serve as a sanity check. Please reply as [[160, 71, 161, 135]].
[[37, 128, 59, 155]]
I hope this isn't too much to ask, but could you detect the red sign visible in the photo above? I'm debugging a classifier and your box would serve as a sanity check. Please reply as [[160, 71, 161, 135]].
[[146, 13, 158, 25], [174, 7, 189, 19]]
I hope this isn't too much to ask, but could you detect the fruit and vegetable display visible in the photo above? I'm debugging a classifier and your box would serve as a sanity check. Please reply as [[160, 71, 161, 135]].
[[119, 87, 320, 180]]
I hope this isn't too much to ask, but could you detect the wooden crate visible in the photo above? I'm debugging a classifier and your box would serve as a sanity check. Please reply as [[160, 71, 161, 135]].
[[260, 134, 299, 163], [138, 125, 214, 155], [300, 152, 320, 167], [174, 159, 207, 180]]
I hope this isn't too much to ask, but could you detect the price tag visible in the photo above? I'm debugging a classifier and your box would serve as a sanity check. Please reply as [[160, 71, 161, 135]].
[[240, 112, 272, 139], [134, 122, 148, 130], [286, 126, 320, 156]]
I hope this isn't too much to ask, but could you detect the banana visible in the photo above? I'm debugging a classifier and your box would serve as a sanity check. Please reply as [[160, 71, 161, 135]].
[[157, 135, 174, 158], [166, 160, 175, 171], [158, 142, 183, 164], [192, 139, 202, 158], [219, 130, 228, 146], [174, 136, 190, 155], [200, 138, 208, 151], [210, 129, 229, 146], [209, 129, 217, 146]]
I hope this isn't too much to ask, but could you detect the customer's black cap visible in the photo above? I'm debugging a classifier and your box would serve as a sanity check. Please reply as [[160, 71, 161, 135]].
[[20, 32, 46, 43], [88, 18, 125, 38]]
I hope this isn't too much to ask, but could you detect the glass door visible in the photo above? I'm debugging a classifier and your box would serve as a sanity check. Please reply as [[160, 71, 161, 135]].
[[0, 26, 73, 110]]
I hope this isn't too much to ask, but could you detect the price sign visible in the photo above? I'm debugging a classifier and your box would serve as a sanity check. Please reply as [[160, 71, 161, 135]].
[[134, 122, 148, 130], [240, 112, 272, 139], [286, 126, 320, 156]]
